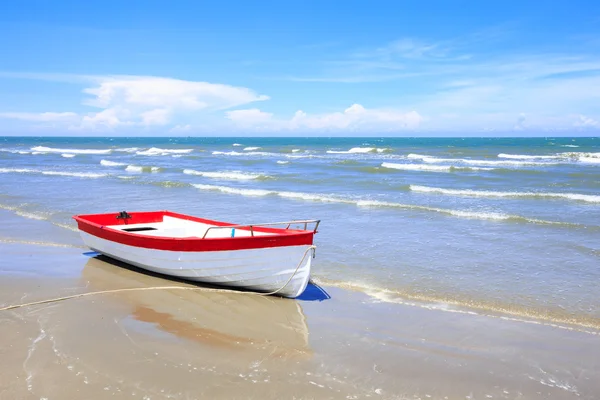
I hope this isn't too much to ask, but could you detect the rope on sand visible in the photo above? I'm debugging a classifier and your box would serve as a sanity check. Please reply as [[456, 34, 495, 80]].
[[0, 246, 316, 312]]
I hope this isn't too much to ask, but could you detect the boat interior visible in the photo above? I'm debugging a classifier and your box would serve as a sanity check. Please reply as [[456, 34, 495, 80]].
[[107, 216, 273, 239], [74, 211, 319, 240]]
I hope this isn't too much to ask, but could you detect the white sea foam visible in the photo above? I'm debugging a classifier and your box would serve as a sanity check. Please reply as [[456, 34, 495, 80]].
[[232, 143, 243, 147], [0, 168, 107, 178], [381, 162, 491, 172], [0, 148, 28, 154], [100, 160, 126, 167], [61, 154, 76, 158], [125, 165, 161, 173], [183, 169, 267, 180], [409, 185, 600, 203], [114, 147, 139, 153], [498, 153, 559, 160], [135, 147, 194, 156], [292, 149, 301, 153], [191, 183, 571, 224], [212, 150, 277, 157], [192, 184, 273, 196], [408, 153, 554, 166], [30, 146, 112, 155], [327, 147, 389, 154], [557, 151, 600, 161], [579, 157, 600, 164], [243, 146, 261, 151], [276, 160, 289, 164]]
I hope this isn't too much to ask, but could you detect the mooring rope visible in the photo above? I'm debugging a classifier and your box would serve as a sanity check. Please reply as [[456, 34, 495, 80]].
[[0, 246, 316, 311]]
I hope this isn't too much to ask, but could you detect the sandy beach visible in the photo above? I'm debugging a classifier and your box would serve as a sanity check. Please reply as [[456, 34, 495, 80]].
[[1, 209, 599, 400]]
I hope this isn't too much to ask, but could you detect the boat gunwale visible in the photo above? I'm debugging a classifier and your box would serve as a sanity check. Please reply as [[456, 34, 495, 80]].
[[73, 210, 316, 252]]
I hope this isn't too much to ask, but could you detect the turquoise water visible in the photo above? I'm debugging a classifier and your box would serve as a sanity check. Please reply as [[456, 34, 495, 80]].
[[1, 136, 599, 330]]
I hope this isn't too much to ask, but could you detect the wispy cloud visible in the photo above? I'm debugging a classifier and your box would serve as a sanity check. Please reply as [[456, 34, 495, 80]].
[[0, 74, 269, 131], [0, 112, 78, 122], [227, 104, 422, 132]]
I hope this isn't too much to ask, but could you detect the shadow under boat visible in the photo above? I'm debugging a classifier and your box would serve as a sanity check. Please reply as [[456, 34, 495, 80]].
[[81, 255, 314, 356]]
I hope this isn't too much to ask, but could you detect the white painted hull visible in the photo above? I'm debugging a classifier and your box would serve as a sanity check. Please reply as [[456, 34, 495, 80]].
[[80, 231, 314, 298]]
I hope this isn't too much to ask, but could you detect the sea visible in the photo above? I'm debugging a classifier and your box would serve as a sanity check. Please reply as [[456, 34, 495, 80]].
[[1, 136, 599, 333]]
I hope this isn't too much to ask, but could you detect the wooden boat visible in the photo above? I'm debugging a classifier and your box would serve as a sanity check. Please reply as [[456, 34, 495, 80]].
[[73, 211, 320, 298]]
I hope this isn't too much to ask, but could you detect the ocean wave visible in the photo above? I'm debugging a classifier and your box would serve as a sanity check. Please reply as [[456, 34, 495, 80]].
[[408, 153, 555, 166], [114, 147, 140, 153], [311, 277, 600, 334], [232, 143, 243, 147], [192, 184, 274, 196], [327, 147, 390, 154], [183, 169, 269, 180], [562, 145, 580, 148], [100, 160, 126, 167], [31, 146, 112, 155], [0, 168, 107, 178], [191, 183, 583, 226], [497, 153, 559, 160], [409, 185, 600, 203], [276, 161, 289, 165], [125, 165, 161, 173], [135, 147, 194, 156], [0, 203, 78, 231], [292, 149, 301, 153], [243, 146, 261, 151], [212, 150, 278, 157], [0, 148, 29, 154], [381, 162, 492, 172], [579, 157, 600, 164], [558, 152, 600, 161], [61, 154, 76, 158]]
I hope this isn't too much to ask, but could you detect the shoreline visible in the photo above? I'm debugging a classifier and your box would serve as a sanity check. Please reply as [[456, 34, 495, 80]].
[[1, 212, 600, 398]]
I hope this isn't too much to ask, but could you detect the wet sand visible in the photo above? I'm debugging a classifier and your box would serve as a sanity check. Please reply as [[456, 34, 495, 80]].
[[1, 211, 599, 400]]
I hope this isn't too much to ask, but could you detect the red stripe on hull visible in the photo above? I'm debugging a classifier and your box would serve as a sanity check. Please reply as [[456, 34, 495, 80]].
[[73, 211, 314, 252]]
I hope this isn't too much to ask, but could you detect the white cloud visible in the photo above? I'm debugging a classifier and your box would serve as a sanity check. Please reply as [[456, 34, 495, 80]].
[[83, 76, 268, 111], [227, 104, 423, 132], [0, 112, 78, 122], [76, 76, 269, 130], [574, 115, 599, 127], [226, 108, 274, 125], [140, 108, 170, 126], [79, 108, 126, 130]]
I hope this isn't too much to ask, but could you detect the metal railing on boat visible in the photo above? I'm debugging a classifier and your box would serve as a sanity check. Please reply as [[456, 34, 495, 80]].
[[201, 219, 320, 239]]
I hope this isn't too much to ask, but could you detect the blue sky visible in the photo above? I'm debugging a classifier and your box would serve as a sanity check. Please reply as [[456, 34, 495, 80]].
[[0, 0, 599, 136]]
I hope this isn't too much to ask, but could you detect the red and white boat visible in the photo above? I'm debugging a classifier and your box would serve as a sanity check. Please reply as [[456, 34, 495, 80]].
[[73, 211, 320, 298]]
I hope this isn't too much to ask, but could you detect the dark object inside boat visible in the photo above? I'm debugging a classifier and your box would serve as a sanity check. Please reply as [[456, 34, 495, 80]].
[[122, 227, 157, 232]]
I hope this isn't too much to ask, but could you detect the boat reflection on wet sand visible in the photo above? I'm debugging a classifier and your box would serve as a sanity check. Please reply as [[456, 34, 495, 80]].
[[81, 255, 311, 358]]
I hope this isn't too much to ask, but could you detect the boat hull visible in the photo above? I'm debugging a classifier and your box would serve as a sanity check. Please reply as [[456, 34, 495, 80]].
[[79, 232, 314, 298]]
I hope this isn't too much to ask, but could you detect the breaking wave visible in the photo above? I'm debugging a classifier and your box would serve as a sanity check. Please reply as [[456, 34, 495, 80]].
[[381, 162, 492, 172], [0, 168, 107, 178], [61, 154, 76, 158], [125, 165, 161, 173], [135, 147, 194, 156], [183, 169, 270, 180], [407, 154, 556, 167], [243, 146, 261, 151], [190, 184, 586, 226], [212, 150, 278, 157], [100, 160, 127, 167], [497, 153, 559, 160], [409, 185, 600, 203], [30, 146, 112, 155], [327, 147, 390, 154]]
